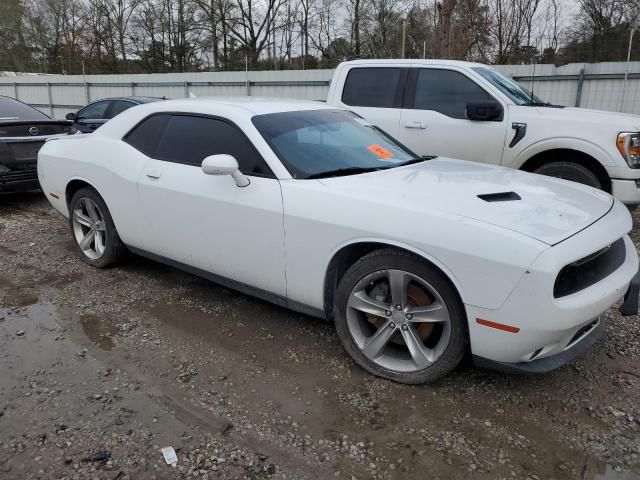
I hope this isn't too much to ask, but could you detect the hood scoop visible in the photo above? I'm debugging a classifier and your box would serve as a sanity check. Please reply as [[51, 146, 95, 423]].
[[477, 191, 521, 202]]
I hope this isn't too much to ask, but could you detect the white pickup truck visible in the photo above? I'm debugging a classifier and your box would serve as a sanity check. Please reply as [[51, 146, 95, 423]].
[[326, 59, 640, 206]]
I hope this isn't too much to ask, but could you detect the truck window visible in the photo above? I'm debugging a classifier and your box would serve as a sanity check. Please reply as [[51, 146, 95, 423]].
[[412, 69, 494, 119], [341, 68, 404, 108]]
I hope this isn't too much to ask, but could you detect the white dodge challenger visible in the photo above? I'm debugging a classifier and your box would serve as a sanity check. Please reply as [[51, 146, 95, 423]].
[[38, 98, 640, 383]]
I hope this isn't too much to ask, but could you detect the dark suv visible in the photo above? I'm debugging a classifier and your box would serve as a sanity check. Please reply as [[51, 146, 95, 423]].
[[0, 96, 72, 192], [66, 96, 163, 133]]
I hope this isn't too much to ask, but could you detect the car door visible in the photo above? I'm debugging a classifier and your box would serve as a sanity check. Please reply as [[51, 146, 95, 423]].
[[75, 100, 112, 133], [337, 66, 408, 138], [134, 113, 286, 297], [399, 68, 508, 163]]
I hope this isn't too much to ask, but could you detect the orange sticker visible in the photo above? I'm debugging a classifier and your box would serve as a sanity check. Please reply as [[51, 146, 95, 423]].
[[367, 144, 393, 159]]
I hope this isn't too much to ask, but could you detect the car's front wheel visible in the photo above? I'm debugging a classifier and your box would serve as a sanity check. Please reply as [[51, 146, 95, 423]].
[[534, 161, 602, 190], [69, 187, 126, 268], [334, 249, 468, 384]]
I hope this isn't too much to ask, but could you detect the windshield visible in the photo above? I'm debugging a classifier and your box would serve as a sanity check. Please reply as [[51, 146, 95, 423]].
[[472, 67, 546, 105], [0, 96, 49, 120], [252, 110, 419, 179]]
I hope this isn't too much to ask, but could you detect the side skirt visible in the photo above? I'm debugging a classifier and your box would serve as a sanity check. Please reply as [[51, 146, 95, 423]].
[[126, 245, 327, 320]]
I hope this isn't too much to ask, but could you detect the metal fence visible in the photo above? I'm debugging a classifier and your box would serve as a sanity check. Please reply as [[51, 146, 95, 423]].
[[2, 62, 640, 119]]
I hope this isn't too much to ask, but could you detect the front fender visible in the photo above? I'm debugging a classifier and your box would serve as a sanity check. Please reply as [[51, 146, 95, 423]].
[[508, 137, 619, 169]]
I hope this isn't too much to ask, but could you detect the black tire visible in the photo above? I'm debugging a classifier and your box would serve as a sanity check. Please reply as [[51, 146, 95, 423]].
[[534, 161, 602, 189], [334, 249, 468, 384], [68, 187, 126, 268]]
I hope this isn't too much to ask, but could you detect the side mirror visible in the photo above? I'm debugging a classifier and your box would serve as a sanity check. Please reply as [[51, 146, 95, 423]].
[[65, 112, 76, 121], [201, 154, 250, 187], [466, 101, 503, 121]]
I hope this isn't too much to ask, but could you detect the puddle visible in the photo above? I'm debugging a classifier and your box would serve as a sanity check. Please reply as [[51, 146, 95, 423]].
[[80, 314, 116, 351]]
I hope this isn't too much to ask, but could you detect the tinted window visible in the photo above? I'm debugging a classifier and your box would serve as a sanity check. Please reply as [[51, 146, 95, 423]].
[[413, 69, 494, 119], [109, 100, 135, 118], [124, 113, 170, 157], [342, 68, 403, 108], [156, 115, 272, 177], [0, 96, 49, 120], [253, 110, 417, 179], [77, 100, 111, 120]]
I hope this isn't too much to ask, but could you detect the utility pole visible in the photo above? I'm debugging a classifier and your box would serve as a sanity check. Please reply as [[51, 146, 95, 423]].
[[401, 20, 407, 58], [620, 28, 636, 112]]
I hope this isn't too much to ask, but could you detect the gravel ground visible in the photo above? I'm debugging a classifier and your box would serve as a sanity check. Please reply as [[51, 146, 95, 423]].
[[1, 192, 639, 480]]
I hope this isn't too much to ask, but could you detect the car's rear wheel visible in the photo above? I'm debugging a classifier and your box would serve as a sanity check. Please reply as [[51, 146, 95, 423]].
[[69, 187, 125, 268], [534, 161, 602, 189], [334, 249, 468, 384]]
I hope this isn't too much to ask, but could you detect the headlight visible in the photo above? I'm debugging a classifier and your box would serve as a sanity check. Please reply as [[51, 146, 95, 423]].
[[617, 132, 640, 168]]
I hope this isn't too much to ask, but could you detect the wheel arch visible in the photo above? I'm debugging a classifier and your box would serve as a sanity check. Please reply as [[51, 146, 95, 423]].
[[519, 148, 612, 193], [322, 240, 464, 321], [65, 177, 102, 208]]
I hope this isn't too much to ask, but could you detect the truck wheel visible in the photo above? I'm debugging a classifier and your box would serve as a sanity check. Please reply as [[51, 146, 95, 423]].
[[534, 161, 602, 190]]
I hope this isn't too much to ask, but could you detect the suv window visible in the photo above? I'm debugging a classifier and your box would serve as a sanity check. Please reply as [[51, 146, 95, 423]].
[[155, 115, 273, 177], [124, 113, 171, 157], [77, 100, 111, 120], [412, 69, 494, 119], [342, 68, 404, 108], [109, 100, 136, 118]]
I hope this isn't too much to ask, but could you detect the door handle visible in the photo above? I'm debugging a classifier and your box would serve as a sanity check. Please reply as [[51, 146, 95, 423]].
[[404, 121, 426, 129], [146, 171, 162, 179]]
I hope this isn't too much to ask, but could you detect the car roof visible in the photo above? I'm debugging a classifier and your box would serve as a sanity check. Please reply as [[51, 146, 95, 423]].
[[339, 59, 489, 69], [139, 96, 334, 116], [88, 96, 163, 104]]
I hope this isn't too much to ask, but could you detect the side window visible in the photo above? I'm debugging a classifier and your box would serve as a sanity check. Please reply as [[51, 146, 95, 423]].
[[123, 113, 171, 157], [156, 115, 273, 177], [413, 69, 494, 119], [341, 68, 404, 108], [108, 100, 135, 118], [77, 100, 111, 120]]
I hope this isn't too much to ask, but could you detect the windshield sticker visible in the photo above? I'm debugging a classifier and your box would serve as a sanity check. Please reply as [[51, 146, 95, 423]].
[[367, 144, 393, 159]]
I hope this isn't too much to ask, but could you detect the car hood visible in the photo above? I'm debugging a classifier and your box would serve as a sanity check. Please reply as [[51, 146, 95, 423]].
[[512, 104, 640, 130], [316, 158, 614, 246]]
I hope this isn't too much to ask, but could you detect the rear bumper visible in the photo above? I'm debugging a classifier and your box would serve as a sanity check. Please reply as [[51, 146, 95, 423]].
[[611, 179, 640, 205], [472, 315, 606, 373], [0, 162, 39, 192]]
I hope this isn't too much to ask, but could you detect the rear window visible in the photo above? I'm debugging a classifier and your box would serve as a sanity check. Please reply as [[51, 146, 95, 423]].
[[341, 68, 404, 108], [124, 114, 170, 157], [0, 97, 49, 120]]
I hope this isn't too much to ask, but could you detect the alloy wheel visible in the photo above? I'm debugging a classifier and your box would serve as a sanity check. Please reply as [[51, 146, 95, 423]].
[[346, 269, 452, 373], [72, 197, 107, 260]]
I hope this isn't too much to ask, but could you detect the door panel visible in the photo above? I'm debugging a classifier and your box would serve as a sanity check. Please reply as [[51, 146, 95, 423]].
[[137, 160, 286, 297], [399, 68, 508, 163]]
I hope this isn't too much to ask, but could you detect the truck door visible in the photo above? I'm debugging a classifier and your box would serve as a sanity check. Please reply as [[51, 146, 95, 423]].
[[399, 67, 508, 163]]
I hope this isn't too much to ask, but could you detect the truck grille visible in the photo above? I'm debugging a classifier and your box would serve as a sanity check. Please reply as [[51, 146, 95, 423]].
[[554, 238, 626, 298]]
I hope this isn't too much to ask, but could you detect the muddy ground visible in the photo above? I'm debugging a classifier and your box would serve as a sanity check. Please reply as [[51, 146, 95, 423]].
[[0, 192, 639, 480]]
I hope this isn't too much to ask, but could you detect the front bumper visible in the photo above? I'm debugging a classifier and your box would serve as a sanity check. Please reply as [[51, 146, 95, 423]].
[[473, 316, 606, 373], [466, 199, 638, 367], [611, 179, 640, 205]]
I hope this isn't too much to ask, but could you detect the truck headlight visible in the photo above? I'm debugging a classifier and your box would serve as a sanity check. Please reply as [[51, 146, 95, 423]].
[[617, 132, 640, 168]]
